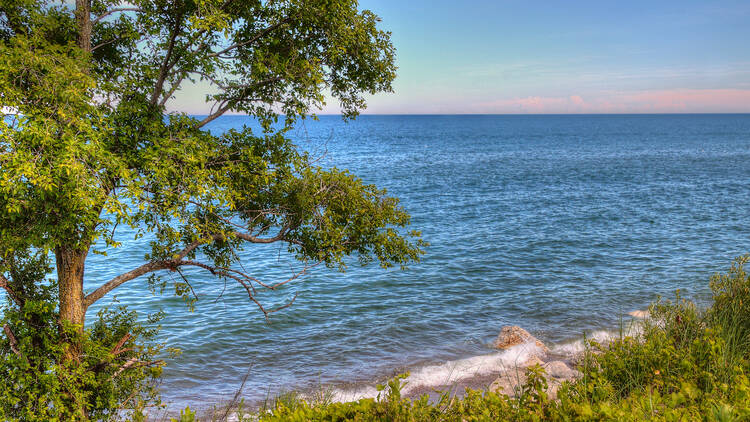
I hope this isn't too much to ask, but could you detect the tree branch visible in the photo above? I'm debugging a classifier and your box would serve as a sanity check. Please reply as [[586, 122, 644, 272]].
[[110, 333, 132, 356], [3, 324, 21, 357], [91, 36, 124, 52], [84, 260, 173, 308], [197, 76, 284, 127], [207, 17, 292, 58], [149, 13, 183, 106], [91, 7, 142, 25], [82, 227, 287, 308], [109, 357, 163, 380], [235, 225, 289, 244], [0, 274, 19, 305]]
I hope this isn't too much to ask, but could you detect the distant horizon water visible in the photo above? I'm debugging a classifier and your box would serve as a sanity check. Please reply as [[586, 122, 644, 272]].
[[215, 112, 750, 116]]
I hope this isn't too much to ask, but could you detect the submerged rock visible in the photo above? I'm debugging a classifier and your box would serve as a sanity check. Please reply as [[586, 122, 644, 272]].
[[493, 326, 549, 352], [628, 309, 649, 319]]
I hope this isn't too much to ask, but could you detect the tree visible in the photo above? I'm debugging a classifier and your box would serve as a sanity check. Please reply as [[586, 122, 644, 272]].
[[0, 0, 424, 418]]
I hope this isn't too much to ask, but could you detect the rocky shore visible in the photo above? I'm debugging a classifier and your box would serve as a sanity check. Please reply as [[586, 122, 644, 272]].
[[394, 311, 648, 403], [486, 326, 580, 400]]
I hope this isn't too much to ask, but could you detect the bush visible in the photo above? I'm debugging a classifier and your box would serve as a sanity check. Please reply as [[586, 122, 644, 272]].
[[0, 251, 166, 421]]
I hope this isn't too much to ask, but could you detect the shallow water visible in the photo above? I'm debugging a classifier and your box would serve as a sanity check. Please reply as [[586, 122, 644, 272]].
[[79, 114, 750, 407]]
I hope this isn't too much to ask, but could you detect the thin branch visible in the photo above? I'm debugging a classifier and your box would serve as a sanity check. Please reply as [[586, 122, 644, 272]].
[[158, 73, 188, 107], [263, 293, 299, 321], [197, 76, 284, 127], [92, 7, 142, 25], [91, 36, 124, 52], [220, 365, 253, 421], [270, 261, 321, 289], [110, 333, 132, 356], [0, 274, 19, 305], [175, 268, 199, 302], [207, 17, 292, 58], [149, 13, 184, 106], [171, 260, 307, 321], [109, 358, 164, 380]]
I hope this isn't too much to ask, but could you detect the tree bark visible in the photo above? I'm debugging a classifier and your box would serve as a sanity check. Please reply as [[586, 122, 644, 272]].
[[75, 0, 92, 53], [56, 245, 87, 362]]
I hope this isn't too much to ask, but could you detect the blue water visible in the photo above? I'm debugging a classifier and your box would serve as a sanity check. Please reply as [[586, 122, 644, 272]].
[[82, 114, 750, 407]]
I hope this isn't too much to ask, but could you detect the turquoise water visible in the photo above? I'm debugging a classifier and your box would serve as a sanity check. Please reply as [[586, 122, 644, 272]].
[[81, 114, 750, 406]]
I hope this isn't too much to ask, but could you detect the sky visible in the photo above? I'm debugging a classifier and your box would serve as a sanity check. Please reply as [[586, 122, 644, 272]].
[[177, 0, 750, 114]]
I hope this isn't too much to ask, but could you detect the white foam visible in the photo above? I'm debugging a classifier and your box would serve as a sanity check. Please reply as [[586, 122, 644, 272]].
[[329, 322, 650, 404], [329, 341, 545, 402], [328, 385, 381, 402], [551, 322, 644, 356], [550, 330, 614, 355], [400, 341, 544, 394]]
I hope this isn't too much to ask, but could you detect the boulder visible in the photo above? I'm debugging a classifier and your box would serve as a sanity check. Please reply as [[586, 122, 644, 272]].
[[493, 326, 549, 353], [489, 360, 581, 400], [522, 355, 544, 368], [543, 361, 579, 380], [489, 370, 526, 397]]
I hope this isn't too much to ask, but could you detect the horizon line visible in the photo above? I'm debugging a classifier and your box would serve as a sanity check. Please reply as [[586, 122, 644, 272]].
[[211, 112, 750, 117]]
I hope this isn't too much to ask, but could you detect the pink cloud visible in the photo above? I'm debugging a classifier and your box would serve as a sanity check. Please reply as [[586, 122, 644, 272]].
[[479, 95, 589, 113], [476, 89, 750, 114], [618, 89, 750, 112]]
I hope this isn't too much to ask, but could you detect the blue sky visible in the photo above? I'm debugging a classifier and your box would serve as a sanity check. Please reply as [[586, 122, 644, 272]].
[[177, 0, 750, 114]]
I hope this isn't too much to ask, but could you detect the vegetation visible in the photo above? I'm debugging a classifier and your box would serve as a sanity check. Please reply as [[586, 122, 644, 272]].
[[0, 0, 423, 419], [196, 256, 750, 422]]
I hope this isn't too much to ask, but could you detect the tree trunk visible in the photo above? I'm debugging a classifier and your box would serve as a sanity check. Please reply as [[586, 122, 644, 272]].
[[56, 245, 87, 362], [75, 0, 92, 53]]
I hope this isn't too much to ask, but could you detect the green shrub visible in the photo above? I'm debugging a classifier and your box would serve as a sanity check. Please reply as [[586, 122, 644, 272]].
[[710, 255, 750, 365], [0, 251, 167, 421]]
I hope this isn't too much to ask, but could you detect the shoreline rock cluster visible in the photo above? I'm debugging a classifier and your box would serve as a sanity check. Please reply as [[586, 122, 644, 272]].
[[488, 326, 581, 400]]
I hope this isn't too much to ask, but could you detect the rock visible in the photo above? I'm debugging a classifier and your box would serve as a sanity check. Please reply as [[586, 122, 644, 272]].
[[628, 310, 649, 319], [493, 326, 549, 353], [488, 360, 580, 400], [522, 356, 544, 368], [547, 381, 561, 400], [543, 361, 579, 380], [489, 370, 527, 397]]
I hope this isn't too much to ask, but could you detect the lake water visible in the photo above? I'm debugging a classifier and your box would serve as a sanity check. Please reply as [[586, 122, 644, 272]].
[[82, 114, 750, 408]]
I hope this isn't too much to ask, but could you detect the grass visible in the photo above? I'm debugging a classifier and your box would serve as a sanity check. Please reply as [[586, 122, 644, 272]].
[[174, 255, 750, 421]]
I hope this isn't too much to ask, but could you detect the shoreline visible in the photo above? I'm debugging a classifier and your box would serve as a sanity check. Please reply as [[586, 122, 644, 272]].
[[180, 312, 647, 418]]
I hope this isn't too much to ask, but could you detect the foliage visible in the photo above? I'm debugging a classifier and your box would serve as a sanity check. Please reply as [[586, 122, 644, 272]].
[[0, 250, 167, 421]]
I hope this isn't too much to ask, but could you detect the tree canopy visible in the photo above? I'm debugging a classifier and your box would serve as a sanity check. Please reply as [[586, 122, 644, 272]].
[[0, 0, 423, 418], [0, 0, 423, 315]]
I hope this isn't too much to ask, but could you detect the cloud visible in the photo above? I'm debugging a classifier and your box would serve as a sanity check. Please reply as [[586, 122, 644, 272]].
[[475, 89, 750, 114], [476, 95, 592, 113], [618, 89, 750, 112]]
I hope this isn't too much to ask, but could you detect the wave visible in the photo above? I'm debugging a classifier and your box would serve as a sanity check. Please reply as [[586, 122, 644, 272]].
[[329, 321, 646, 403], [330, 340, 545, 402]]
